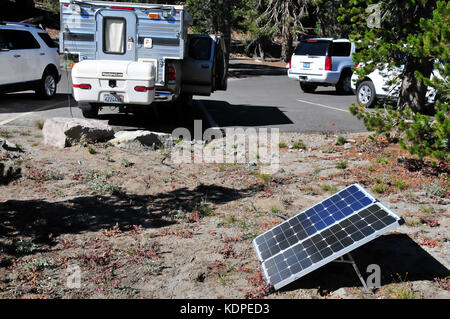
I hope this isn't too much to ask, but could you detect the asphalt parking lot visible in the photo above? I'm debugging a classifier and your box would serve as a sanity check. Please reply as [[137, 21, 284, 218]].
[[0, 59, 365, 134]]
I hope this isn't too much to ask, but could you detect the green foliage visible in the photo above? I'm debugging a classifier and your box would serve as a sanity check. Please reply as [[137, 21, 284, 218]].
[[344, 1, 449, 162], [336, 161, 347, 169], [336, 136, 347, 145]]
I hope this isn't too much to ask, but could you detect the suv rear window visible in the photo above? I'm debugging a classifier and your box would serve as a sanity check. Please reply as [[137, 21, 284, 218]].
[[38, 32, 58, 48], [331, 42, 351, 56], [294, 41, 330, 56]]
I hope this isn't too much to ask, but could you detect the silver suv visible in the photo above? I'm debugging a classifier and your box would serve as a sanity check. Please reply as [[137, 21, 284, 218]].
[[0, 22, 61, 99], [288, 38, 355, 94]]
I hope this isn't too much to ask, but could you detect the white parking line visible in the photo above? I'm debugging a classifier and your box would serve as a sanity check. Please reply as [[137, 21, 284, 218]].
[[296, 99, 350, 113], [0, 101, 67, 126]]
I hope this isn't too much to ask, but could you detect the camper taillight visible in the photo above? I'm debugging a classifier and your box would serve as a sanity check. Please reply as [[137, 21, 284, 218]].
[[134, 86, 154, 92], [73, 84, 91, 90]]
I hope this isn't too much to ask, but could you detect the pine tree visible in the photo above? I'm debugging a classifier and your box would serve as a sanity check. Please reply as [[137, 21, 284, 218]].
[[343, 0, 449, 162]]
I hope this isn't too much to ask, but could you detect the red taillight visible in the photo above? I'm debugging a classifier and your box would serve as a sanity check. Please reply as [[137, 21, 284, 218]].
[[134, 86, 154, 92], [325, 56, 332, 71], [307, 40, 318, 43], [73, 84, 91, 90], [109, 6, 134, 10], [168, 66, 176, 81]]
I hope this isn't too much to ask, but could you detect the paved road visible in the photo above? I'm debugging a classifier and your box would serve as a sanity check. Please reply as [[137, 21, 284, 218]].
[[199, 60, 365, 133], [0, 60, 365, 134]]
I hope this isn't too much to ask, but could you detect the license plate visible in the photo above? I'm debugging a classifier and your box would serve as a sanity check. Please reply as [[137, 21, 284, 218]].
[[303, 62, 310, 69], [103, 93, 124, 104]]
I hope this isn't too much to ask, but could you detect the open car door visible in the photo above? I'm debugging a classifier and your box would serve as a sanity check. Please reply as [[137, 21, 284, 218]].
[[181, 34, 228, 96]]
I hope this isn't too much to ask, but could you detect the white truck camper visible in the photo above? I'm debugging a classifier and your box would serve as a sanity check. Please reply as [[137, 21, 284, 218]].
[[59, 0, 228, 118]]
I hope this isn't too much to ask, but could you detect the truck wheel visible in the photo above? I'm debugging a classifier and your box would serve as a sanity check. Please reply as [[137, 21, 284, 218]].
[[356, 81, 377, 108], [300, 82, 317, 93], [336, 71, 352, 94], [36, 70, 57, 99], [81, 103, 99, 118]]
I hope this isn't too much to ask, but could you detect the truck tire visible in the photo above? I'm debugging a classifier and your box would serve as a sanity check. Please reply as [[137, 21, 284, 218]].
[[81, 103, 99, 118], [300, 82, 317, 93], [336, 70, 352, 94], [356, 81, 377, 108], [36, 70, 57, 99]]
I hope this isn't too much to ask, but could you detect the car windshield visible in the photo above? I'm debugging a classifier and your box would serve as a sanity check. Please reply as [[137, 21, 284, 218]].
[[294, 41, 330, 56]]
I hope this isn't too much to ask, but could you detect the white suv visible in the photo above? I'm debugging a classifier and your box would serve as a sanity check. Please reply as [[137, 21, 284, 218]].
[[288, 38, 356, 93], [351, 53, 438, 108], [0, 22, 61, 99]]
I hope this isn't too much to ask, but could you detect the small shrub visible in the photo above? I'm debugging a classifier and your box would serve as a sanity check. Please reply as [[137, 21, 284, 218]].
[[386, 284, 416, 299], [199, 204, 215, 217], [376, 157, 389, 165], [278, 141, 287, 148], [336, 161, 347, 169], [321, 184, 338, 193], [35, 120, 45, 130], [24, 257, 53, 272], [88, 146, 97, 154], [372, 183, 389, 194], [394, 180, 407, 191], [0, 129, 12, 138], [225, 215, 236, 224], [336, 136, 347, 145], [258, 173, 271, 184], [292, 139, 307, 150], [47, 170, 64, 181], [423, 181, 446, 198], [270, 206, 280, 214]]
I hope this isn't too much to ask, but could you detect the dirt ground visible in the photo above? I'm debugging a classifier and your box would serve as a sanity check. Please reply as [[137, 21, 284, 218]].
[[0, 125, 449, 299]]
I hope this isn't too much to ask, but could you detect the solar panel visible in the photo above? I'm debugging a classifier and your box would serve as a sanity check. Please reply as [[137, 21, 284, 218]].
[[252, 184, 403, 290]]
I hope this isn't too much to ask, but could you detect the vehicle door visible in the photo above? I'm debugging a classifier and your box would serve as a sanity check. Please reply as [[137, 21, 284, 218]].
[[181, 34, 215, 95], [7, 29, 46, 82], [95, 9, 137, 61], [0, 29, 21, 85], [0, 29, 41, 84], [212, 36, 228, 91]]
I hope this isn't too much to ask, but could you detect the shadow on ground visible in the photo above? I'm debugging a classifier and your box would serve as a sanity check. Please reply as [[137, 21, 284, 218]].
[[280, 233, 450, 293], [0, 93, 70, 114], [199, 100, 293, 128], [228, 62, 287, 79], [0, 183, 264, 254]]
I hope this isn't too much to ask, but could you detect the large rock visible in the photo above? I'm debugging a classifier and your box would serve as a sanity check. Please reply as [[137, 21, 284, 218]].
[[110, 130, 172, 149], [42, 117, 114, 148]]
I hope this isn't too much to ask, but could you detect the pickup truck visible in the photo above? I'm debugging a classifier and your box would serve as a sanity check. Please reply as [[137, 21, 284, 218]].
[[59, 0, 228, 118]]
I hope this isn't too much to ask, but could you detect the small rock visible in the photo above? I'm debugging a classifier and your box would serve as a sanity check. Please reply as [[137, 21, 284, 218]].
[[42, 117, 114, 148], [343, 143, 352, 149], [110, 130, 172, 149], [332, 287, 348, 298], [0, 138, 22, 153]]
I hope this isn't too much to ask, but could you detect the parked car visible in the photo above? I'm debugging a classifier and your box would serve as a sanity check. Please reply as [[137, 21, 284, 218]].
[[0, 21, 61, 98], [351, 54, 438, 108], [288, 38, 355, 93]]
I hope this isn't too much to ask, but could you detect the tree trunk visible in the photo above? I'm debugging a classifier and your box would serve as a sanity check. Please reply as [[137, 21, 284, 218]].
[[397, 56, 434, 114]]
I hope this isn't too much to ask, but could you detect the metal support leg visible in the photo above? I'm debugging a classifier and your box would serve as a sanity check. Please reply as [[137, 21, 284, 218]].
[[332, 253, 371, 294]]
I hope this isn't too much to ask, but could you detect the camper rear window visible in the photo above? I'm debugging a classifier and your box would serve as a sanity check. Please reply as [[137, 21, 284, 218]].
[[103, 17, 126, 55]]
